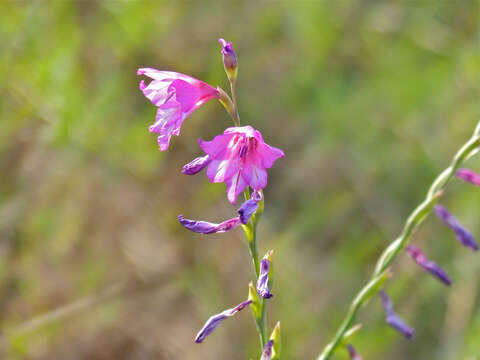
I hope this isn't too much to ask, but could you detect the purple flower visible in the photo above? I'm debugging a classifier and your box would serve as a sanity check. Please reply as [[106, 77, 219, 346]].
[[260, 340, 274, 360], [195, 299, 252, 343], [178, 215, 241, 234], [380, 291, 414, 340], [197, 126, 284, 204], [178, 193, 262, 234], [218, 38, 237, 71], [456, 168, 480, 186], [238, 199, 259, 224], [137, 68, 220, 151], [182, 155, 212, 175], [405, 245, 451, 285], [434, 204, 478, 251], [347, 344, 362, 360], [256, 251, 273, 299]]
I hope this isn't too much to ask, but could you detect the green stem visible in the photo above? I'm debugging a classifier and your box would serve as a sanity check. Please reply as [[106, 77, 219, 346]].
[[316, 122, 480, 360], [230, 78, 240, 126], [243, 190, 268, 350]]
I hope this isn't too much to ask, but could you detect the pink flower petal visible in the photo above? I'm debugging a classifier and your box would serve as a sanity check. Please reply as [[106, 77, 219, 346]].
[[226, 171, 247, 204]]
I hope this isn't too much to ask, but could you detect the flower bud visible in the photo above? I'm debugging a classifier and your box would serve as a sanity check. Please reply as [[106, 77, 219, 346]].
[[380, 290, 414, 340], [405, 245, 451, 285], [256, 251, 274, 299], [218, 38, 238, 82], [260, 340, 274, 360], [434, 204, 478, 251], [178, 215, 240, 234], [456, 168, 480, 186], [347, 344, 362, 360], [238, 199, 259, 224], [194, 299, 252, 343], [182, 155, 211, 175]]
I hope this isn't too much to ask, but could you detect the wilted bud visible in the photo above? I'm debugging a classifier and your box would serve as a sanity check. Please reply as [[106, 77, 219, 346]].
[[256, 251, 274, 299], [194, 299, 252, 343], [182, 155, 211, 175], [405, 245, 451, 285], [218, 38, 238, 82], [456, 168, 480, 186], [178, 215, 240, 234], [434, 204, 478, 251], [347, 344, 362, 360], [380, 291, 414, 339]]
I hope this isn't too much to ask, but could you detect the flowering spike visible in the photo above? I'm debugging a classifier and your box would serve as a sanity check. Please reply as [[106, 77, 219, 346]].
[[405, 245, 452, 285], [434, 204, 478, 251], [137, 68, 220, 151], [182, 155, 211, 175], [178, 215, 240, 234], [256, 251, 274, 299], [238, 199, 259, 224], [194, 299, 252, 343], [218, 38, 238, 82], [347, 344, 362, 360], [380, 291, 414, 340], [198, 126, 284, 204], [456, 168, 480, 186]]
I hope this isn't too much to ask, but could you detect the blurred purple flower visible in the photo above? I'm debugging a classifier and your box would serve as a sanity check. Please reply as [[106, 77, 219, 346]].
[[405, 245, 451, 285], [434, 204, 478, 251], [256, 253, 273, 299], [195, 299, 252, 343], [260, 340, 274, 360], [218, 38, 237, 71], [456, 168, 480, 186], [380, 291, 414, 340], [137, 68, 220, 151], [347, 344, 362, 360], [197, 126, 284, 204]]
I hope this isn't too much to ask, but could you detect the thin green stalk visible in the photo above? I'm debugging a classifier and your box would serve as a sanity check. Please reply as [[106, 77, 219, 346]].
[[230, 78, 240, 126], [316, 122, 480, 360], [243, 198, 268, 349]]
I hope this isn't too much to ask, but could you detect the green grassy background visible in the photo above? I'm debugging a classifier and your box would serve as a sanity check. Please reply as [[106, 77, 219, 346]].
[[0, 1, 479, 359]]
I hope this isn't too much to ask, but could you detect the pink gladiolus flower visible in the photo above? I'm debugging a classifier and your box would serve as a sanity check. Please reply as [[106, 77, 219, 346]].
[[196, 126, 284, 204], [137, 68, 220, 151]]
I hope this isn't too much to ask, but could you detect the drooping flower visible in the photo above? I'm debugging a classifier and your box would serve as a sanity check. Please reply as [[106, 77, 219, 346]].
[[380, 290, 414, 339], [405, 245, 451, 285], [456, 168, 480, 186], [347, 344, 362, 360], [434, 204, 478, 251], [260, 340, 274, 360], [178, 191, 261, 234], [256, 251, 274, 299], [193, 126, 284, 204], [194, 299, 252, 343], [137, 68, 220, 151], [178, 215, 241, 234]]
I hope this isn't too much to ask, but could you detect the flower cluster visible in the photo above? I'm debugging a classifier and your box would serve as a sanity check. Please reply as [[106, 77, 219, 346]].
[[138, 38, 283, 358]]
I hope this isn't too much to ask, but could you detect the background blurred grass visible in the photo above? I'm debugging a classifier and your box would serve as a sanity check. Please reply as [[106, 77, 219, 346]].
[[0, 1, 479, 359]]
